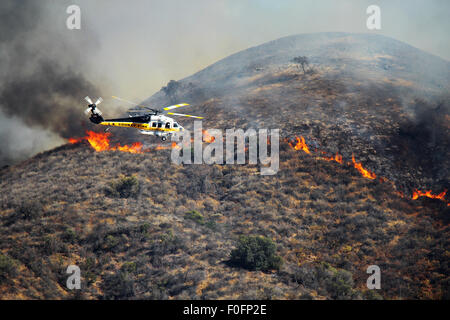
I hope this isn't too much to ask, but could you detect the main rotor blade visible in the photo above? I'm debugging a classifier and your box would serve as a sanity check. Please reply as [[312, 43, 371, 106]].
[[163, 103, 190, 111], [85, 96, 93, 104], [111, 95, 148, 109], [167, 112, 203, 119]]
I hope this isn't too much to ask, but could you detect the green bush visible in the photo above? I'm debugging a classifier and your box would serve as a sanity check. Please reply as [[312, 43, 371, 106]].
[[229, 236, 283, 272], [184, 210, 205, 225], [62, 227, 78, 243], [326, 269, 356, 299], [107, 175, 139, 198], [121, 261, 137, 274], [318, 262, 359, 300], [0, 254, 18, 283], [105, 235, 119, 249]]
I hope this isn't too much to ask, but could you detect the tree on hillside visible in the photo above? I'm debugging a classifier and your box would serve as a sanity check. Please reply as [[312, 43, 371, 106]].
[[162, 80, 181, 103], [292, 56, 309, 74]]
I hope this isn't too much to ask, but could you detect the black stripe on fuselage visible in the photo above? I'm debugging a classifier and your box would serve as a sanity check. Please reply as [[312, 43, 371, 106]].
[[104, 115, 150, 123]]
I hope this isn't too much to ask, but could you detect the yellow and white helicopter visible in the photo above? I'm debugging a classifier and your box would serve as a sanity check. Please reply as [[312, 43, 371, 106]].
[[84, 96, 203, 141]]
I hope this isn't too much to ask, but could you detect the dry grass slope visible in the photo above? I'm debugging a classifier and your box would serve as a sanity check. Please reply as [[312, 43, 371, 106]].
[[0, 140, 448, 299]]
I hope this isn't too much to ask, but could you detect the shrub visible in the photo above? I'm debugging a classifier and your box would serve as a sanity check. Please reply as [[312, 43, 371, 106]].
[[325, 268, 356, 300], [229, 236, 283, 272], [101, 271, 135, 299], [184, 210, 205, 225], [105, 235, 119, 249], [0, 254, 18, 283], [121, 261, 137, 274], [150, 230, 184, 256], [294, 262, 360, 299], [106, 175, 139, 198], [205, 220, 218, 231], [62, 227, 78, 243], [17, 201, 43, 220], [318, 263, 359, 300], [43, 235, 59, 255]]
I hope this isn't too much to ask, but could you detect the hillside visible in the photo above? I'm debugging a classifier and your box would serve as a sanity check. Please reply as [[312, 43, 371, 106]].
[[0, 33, 449, 299], [144, 33, 450, 194]]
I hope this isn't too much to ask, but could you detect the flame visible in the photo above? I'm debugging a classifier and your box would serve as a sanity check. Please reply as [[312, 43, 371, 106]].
[[172, 142, 182, 150], [81, 130, 144, 153], [202, 130, 215, 143], [116, 142, 143, 154], [70, 130, 212, 154], [412, 189, 447, 200], [67, 130, 181, 153], [286, 135, 448, 205], [288, 136, 310, 154], [69, 131, 450, 206], [155, 142, 180, 150], [322, 152, 343, 164], [396, 191, 405, 198], [68, 137, 82, 144], [351, 154, 376, 180]]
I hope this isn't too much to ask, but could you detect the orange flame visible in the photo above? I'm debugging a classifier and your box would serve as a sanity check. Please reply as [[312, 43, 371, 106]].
[[288, 136, 310, 154], [396, 190, 405, 198], [285, 135, 448, 205], [412, 189, 447, 201], [202, 130, 215, 143], [322, 152, 343, 164], [351, 155, 376, 180], [67, 130, 182, 153], [68, 137, 82, 144], [83, 131, 144, 153], [155, 142, 181, 150]]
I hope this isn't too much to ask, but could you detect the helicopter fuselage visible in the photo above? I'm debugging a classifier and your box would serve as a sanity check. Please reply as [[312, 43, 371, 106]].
[[84, 97, 200, 141], [90, 113, 183, 140]]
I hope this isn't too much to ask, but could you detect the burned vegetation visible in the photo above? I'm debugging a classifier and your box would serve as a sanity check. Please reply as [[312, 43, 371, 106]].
[[0, 137, 448, 299], [0, 33, 449, 299]]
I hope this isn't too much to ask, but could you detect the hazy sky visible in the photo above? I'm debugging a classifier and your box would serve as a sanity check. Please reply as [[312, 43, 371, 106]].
[[53, 0, 449, 101]]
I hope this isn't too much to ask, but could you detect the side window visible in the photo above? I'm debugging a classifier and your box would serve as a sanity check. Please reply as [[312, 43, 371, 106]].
[[152, 122, 157, 128], [165, 122, 171, 129], [157, 122, 162, 128]]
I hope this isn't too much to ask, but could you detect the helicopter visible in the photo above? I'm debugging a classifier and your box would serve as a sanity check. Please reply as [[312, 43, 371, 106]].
[[84, 96, 203, 141]]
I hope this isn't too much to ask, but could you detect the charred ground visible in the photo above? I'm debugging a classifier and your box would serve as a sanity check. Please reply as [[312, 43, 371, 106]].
[[0, 33, 449, 299]]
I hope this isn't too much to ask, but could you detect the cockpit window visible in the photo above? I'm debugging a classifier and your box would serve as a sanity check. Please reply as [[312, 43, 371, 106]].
[[173, 123, 178, 128]]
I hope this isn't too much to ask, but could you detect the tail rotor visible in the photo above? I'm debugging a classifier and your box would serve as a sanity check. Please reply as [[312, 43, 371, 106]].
[[84, 96, 104, 124]]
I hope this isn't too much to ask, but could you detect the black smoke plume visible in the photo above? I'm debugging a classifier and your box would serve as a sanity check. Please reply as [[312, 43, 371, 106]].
[[1, 61, 97, 138], [0, 0, 98, 166]]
